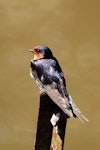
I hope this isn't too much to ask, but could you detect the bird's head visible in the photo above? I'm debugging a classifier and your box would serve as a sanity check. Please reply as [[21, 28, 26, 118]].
[[29, 46, 53, 60]]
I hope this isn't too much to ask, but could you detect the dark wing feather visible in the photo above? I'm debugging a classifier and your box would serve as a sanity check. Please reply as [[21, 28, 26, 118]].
[[42, 82, 73, 117]]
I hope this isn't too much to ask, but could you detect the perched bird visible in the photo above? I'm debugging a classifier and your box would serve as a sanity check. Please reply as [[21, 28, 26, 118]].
[[29, 46, 89, 123]]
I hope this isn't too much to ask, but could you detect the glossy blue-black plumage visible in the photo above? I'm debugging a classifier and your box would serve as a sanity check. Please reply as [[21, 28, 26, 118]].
[[31, 58, 67, 97]]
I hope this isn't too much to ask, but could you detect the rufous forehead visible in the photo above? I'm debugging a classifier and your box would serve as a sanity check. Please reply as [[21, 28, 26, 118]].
[[33, 46, 40, 51]]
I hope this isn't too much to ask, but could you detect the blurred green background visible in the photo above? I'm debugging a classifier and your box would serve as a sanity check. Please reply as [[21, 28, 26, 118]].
[[0, 0, 100, 150]]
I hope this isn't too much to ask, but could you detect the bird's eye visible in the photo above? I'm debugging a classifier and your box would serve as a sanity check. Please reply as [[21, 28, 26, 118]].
[[36, 49, 41, 52]]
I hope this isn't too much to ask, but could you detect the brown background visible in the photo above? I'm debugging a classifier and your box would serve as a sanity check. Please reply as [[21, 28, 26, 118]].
[[0, 0, 100, 150]]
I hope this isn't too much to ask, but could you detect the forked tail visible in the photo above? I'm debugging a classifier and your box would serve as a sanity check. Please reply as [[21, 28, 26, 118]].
[[68, 95, 89, 123]]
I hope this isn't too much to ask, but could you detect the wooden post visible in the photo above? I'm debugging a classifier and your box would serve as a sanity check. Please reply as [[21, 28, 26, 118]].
[[50, 118, 67, 150], [34, 94, 67, 150]]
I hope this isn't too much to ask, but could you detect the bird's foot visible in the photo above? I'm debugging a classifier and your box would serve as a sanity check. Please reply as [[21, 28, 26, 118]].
[[39, 91, 46, 96]]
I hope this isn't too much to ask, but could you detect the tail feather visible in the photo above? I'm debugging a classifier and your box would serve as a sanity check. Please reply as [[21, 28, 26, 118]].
[[69, 95, 89, 123]]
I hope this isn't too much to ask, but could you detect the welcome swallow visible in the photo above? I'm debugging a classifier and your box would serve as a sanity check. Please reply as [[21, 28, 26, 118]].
[[29, 46, 89, 123]]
